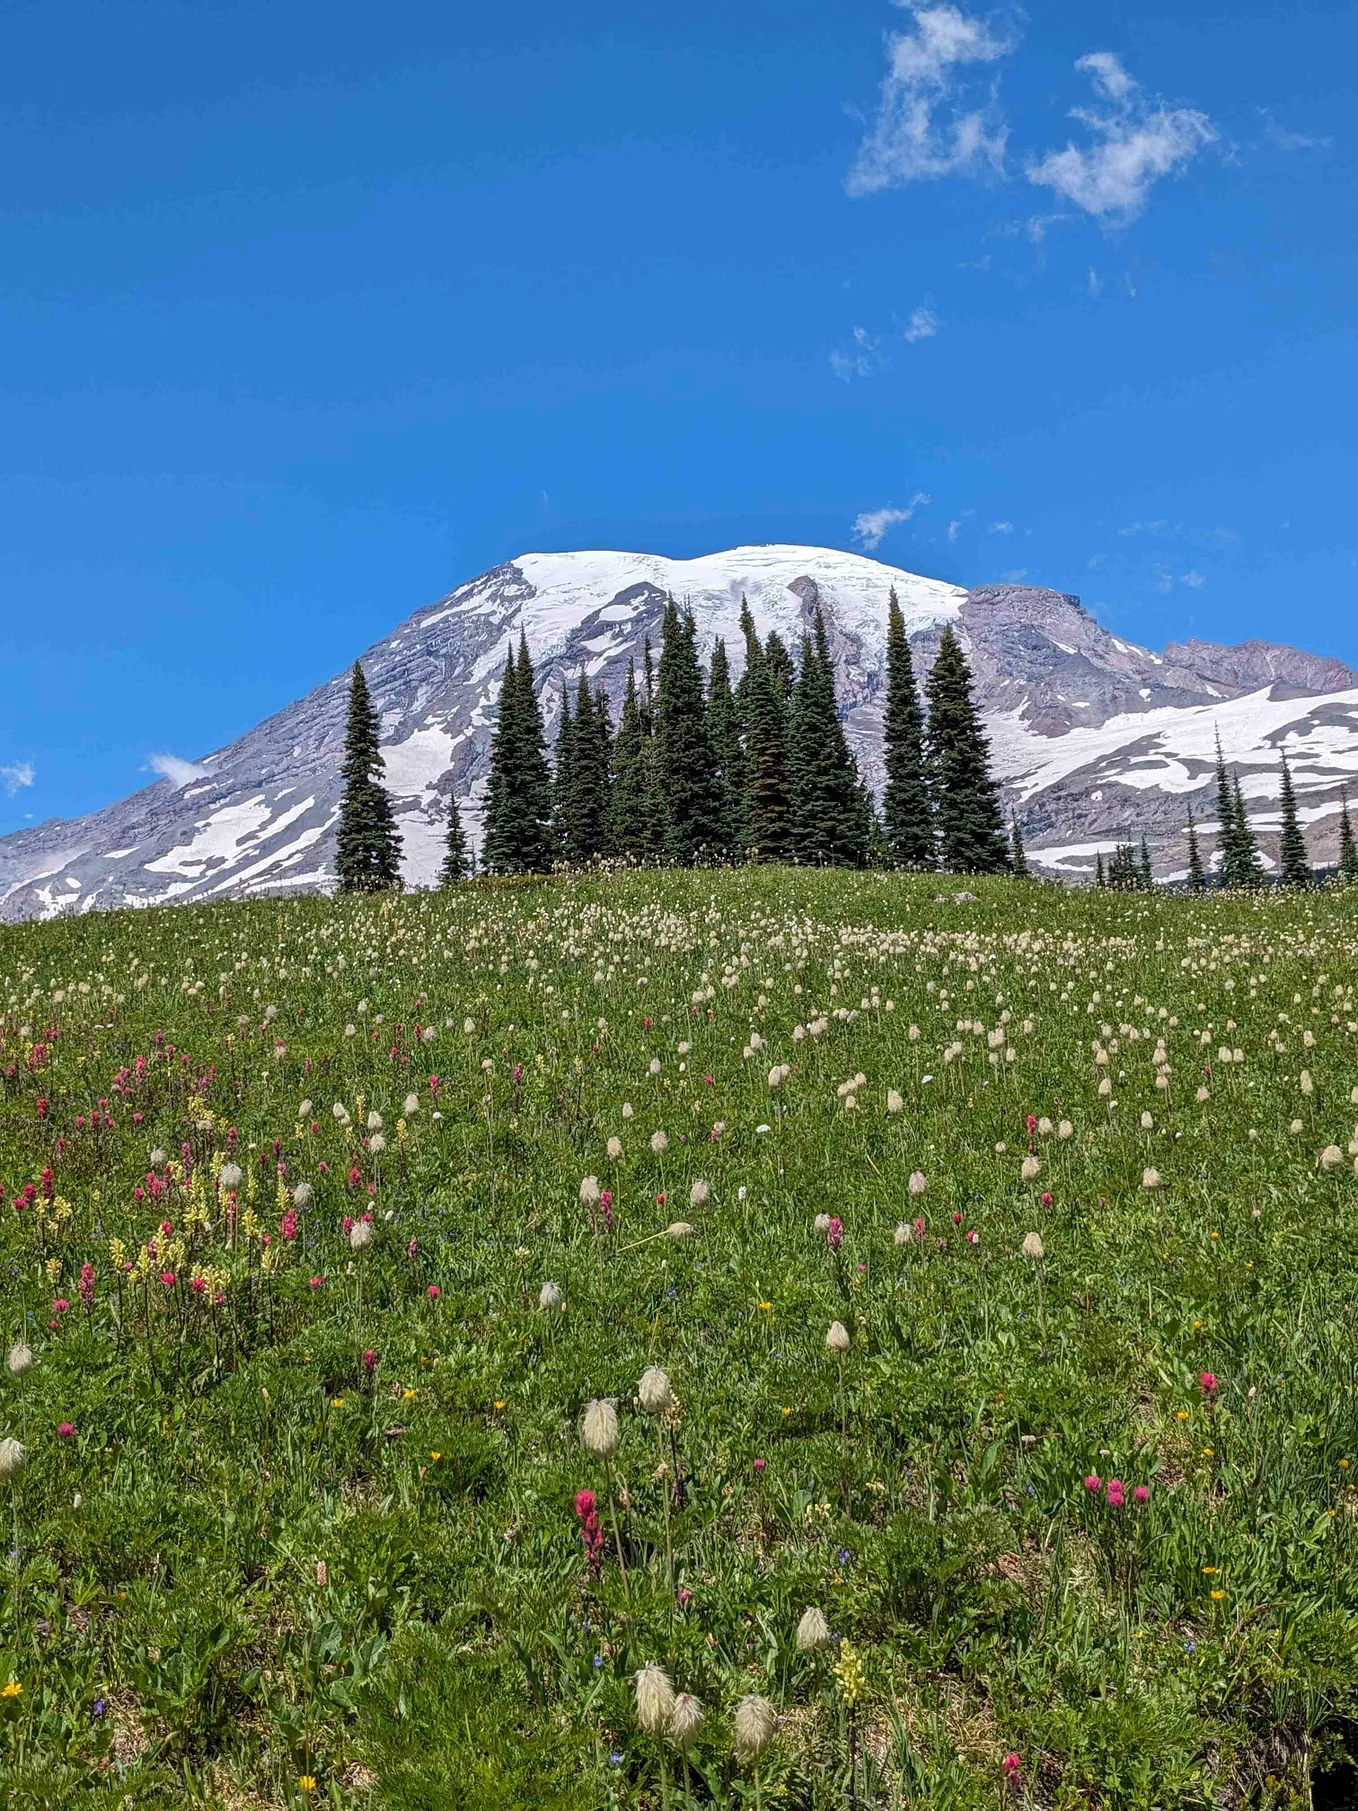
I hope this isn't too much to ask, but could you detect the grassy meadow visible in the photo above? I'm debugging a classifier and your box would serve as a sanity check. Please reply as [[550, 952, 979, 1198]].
[[2, 868, 1358, 1809]]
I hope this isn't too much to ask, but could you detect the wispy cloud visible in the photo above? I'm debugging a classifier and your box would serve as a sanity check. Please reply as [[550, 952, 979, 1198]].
[[1118, 519, 1169, 537], [903, 305, 940, 341], [1027, 51, 1216, 220], [846, 4, 1017, 197], [989, 519, 1014, 534], [147, 753, 211, 789], [830, 325, 886, 381], [0, 761, 34, 797], [1180, 569, 1207, 588], [947, 509, 975, 542], [1000, 567, 1029, 582], [1087, 265, 1103, 296], [853, 492, 932, 551], [1259, 109, 1332, 152]]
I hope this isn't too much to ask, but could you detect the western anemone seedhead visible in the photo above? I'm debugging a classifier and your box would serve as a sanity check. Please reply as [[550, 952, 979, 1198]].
[[671, 1692, 704, 1749], [634, 1663, 676, 1736], [795, 1606, 831, 1651], [732, 1694, 778, 1762], [580, 1398, 620, 1461], [637, 1366, 673, 1417], [6, 1344, 33, 1379]]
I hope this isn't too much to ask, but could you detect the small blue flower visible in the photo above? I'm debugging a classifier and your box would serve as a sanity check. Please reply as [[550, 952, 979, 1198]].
[[837, 1548, 852, 1566], [593, 1655, 603, 1669], [92, 1698, 108, 1719], [609, 1750, 624, 1766], [1185, 1639, 1195, 1655]]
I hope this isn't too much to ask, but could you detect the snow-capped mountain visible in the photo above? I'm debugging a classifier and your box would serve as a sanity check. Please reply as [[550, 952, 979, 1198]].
[[2, 544, 1356, 917]]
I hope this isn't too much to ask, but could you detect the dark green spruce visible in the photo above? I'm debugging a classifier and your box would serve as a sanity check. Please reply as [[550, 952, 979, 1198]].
[[1185, 805, 1207, 893], [1276, 752, 1310, 886], [335, 661, 403, 894], [655, 598, 721, 865], [787, 610, 867, 866], [1009, 817, 1029, 878], [438, 793, 470, 886], [1339, 791, 1358, 882], [482, 635, 554, 875], [881, 589, 934, 867], [925, 627, 1008, 875]]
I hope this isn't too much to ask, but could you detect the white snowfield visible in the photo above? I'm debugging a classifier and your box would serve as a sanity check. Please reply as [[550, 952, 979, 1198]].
[[1, 544, 1355, 918]]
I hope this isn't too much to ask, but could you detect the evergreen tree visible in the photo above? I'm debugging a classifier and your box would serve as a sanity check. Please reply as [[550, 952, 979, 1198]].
[[881, 589, 934, 867], [439, 793, 469, 885], [575, 679, 614, 862], [656, 599, 721, 864], [706, 637, 743, 857], [744, 631, 791, 861], [1230, 774, 1264, 888], [611, 662, 651, 861], [1009, 817, 1029, 878], [1107, 843, 1139, 889], [787, 610, 867, 866], [1185, 805, 1207, 893], [1095, 851, 1106, 888], [925, 627, 1008, 874], [336, 661, 403, 893], [1139, 834, 1154, 890], [1277, 752, 1310, 886], [550, 685, 577, 860], [482, 635, 553, 875], [1339, 791, 1358, 882]]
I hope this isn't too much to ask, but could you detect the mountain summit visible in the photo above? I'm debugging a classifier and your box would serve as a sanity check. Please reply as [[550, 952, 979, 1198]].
[[3, 545, 1356, 916]]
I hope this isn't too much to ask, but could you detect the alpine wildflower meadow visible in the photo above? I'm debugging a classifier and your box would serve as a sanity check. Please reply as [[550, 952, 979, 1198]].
[[1, 868, 1358, 1807]]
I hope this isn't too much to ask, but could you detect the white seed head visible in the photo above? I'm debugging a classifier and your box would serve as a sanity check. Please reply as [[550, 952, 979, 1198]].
[[0, 1438, 26, 1482], [579, 1175, 601, 1206], [732, 1694, 778, 1763], [637, 1366, 674, 1416], [1020, 1155, 1041, 1182], [671, 1692, 704, 1750], [886, 1089, 904, 1114], [291, 1182, 314, 1208], [795, 1606, 831, 1651], [148, 1147, 167, 1168], [688, 1179, 710, 1208], [651, 1130, 669, 1155], [1141, 1167, 1162, 1190], [665, 1222, 695, 1241], [403, 1093, 420, 1117], [539, 1280, 564, 1311], [7, 1344, 33, 1379], [219, 1163, 244, 1192], [634, 1663, 676, 1736], [907, 1171, 927, 1197], [893, 1222, 913, 1246], [1320, 1144, 1344, 1172], [826, 1320, 851, 1354], [580, 1398, 620, 1461], [349, 1219, 375, 1252], [1058, 1119, 1073, 1140], [607, 1137, 623, 1160], [1021, 1232, 1045, 1261]]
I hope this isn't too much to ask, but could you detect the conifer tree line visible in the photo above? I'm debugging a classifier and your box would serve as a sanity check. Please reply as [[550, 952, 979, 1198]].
[[476, 590, 1016, 879]]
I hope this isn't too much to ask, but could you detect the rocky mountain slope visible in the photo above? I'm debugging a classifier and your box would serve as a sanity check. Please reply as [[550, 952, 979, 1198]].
[[3, 545, 1356, 917]]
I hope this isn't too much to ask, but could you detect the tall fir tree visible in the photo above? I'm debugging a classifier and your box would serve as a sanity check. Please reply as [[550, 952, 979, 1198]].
[[550, 685, 577, 860], [656, 599, 721, 864], [1276, 752, 1310, 886], [1094, 851, 1106, 888], [439, 794, 469, 885], [1230, 774, 1264, 888], [1339, 790, 1358, 882], [611, 662, 651, 861], [706, 637, 743, 858], [482, 635, 554, 875], [925, 627, 1009, 874], [1009, 817, 1029, 878], [743, 630, 791, 860], [787, 610, 867, 866], [1185, 805, 1207, 893], [335, 661, 403, 893], [1139, 834, 1154, 890], [574, 679, 614, 862], [881, 589, 934, 867]]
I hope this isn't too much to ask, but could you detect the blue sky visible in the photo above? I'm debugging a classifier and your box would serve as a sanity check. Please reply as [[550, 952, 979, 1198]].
[[1, 0, 1354, 832]]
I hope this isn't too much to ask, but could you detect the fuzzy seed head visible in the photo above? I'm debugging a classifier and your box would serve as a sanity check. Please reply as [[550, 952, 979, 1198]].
[[580, 1398, 620, 1461], [1021, 1232, 1045, 1260], [795, 1606, 831, 1651], [637, 1366, 674, 1416], [671, 1692, 704, 1750], [0, 1438, 26, 1482], [6, 1345, 33, 1379], [539, 1281, 564, 1312], [826, 1320, 851, 1354], [732, 1694, 778, 1762], [349, 1220, 375, 1252], [634, 1663, 676, 1735]]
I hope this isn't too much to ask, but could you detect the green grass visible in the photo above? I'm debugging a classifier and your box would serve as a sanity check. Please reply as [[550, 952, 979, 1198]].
[[1, 867, 1357, 1808]]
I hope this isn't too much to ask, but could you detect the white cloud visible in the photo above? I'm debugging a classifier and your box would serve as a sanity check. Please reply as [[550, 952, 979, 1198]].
[[1180, 570, 1207, 588], [846, 4, 1017, 196], [1000, 567, 1029, 582], [1026, 51, 1216, 220], [989, 519, 1014, 534], [853, 492, 932, 550], [1260, 109, 1332, 152], [147, 753, 212, 789], [1087, 265, 1103, 296], [903, 305, 940, 341], [1118, 519, 1169, 537], [0, 761, 34, 797], [947, 509, 974, 542], [830, 325, 885, 381]]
